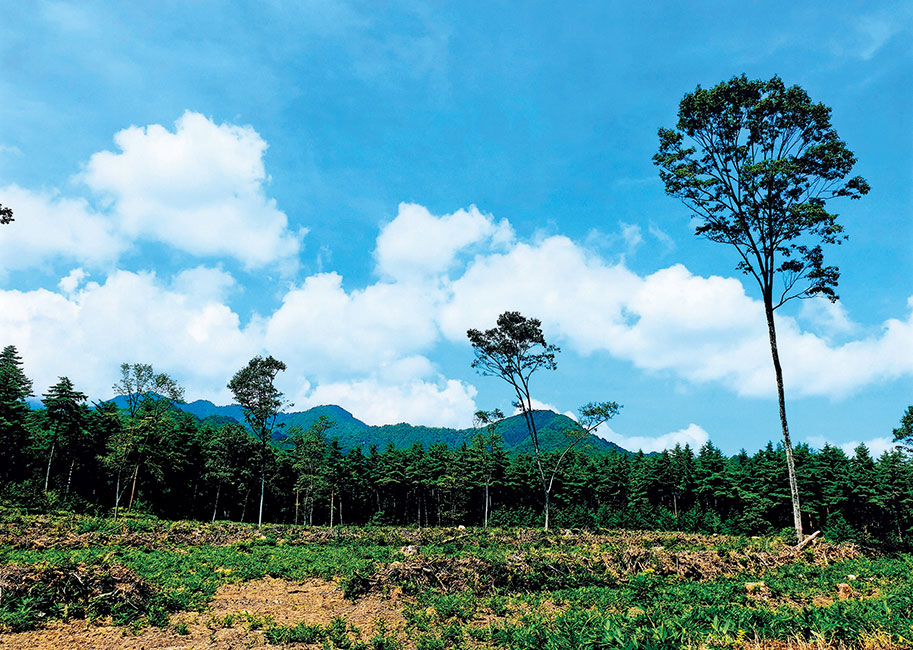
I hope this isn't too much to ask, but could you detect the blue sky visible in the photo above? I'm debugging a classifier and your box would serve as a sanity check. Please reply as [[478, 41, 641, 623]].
[[1, 1, 910, 455]]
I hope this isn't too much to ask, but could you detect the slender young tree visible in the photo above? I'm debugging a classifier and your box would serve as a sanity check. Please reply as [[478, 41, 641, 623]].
[[468, 312, 558, 528], [228, 355, 288, 527], [203, 422, 255, 522], [654, 75, 869, 543], [468, 312, 622, 530], [290, 416, 333, 525], [111, 363, 184, 516], [471, 408, 506, 528]]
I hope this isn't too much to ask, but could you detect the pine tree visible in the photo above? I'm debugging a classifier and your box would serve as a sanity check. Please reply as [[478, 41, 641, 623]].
[[41, 377, 89, 495], [0, 345, 34, 484]]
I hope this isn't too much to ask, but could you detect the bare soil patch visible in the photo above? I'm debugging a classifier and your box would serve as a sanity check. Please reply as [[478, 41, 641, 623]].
[[0, 577, 410, 650]]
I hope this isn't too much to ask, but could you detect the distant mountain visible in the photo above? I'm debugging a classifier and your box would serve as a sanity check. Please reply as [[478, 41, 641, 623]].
[[168, 399, 630, 455]]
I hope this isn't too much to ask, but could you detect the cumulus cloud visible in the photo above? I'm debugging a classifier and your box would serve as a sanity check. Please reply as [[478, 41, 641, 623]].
[[297, 377, 478, 428], [374, 203, 513, 280], [82, 111, 304, 269], [264, 272, 441, 379], [597, 423, 710, 453], [439, 232, 913, 399], [0, 184, 126, 273], [1, 113, 304, 273], [58, 268, 88, 294], [798, 299, 859, 339], [171, 266, 237, 303], [1, 200, 911, 432], [0, 269, 258, 403]]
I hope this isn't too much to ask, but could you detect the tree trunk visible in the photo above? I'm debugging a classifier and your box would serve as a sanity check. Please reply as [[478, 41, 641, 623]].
[[330, 487, 335, 527], [294, 488, 300, 525], [543, 487, 550, 531], [212, 483, 221, 523], [44, 441, 56, 492], [127, 463, 140, 512], [258, 470, 265, 527], [764, 299, 804, 544], [484, 482, 489, 528], [66, 458, 75, 496], [113, 467, 122, 520], [241, 486, 251, 523]]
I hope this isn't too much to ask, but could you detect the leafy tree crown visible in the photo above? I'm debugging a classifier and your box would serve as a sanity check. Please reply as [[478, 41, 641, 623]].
[[653, 74, 869, 307], [227, 355, 288, 437], [467, 311, 559, 389]]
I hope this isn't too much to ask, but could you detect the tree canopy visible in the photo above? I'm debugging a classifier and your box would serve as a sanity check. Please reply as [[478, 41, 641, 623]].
[[654, 74, 869, 306]]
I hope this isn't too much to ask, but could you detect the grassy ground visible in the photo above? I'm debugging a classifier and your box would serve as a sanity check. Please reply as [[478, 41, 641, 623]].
[[1, 514, 912, 649]]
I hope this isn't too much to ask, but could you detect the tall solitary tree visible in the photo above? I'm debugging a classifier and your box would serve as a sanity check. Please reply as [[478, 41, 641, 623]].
[[228, 355, 288, 527], [654, 74, 869, 543]]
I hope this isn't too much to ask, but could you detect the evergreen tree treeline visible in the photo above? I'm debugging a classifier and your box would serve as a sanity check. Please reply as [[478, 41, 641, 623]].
[[1, 346, 911, 547]]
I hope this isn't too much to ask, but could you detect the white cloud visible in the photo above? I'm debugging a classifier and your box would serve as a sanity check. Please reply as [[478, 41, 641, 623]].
[[620, 222, 643, 251], [58, 268, 88, 294], [597, 423, 710, 453], [171, 266, 237, 303], [773, 302, 913, 398], [0, 184, 126, 273], [1, 200, 911, 433], [439, 235, 641, 349], [584, 222, 645, 257], [82, 111, 304, 269], [298, 378, 477, 427], [438, 232, 913, 400], [374, 202, 512, 280], [806, 435, 899, 458], [0, 270, 258, 403], [798, 299, 859, 338], [264, 272, 441, 380], [647, 223, 675, 252]]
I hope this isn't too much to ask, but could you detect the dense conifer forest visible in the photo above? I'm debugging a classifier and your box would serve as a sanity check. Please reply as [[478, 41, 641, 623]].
[[2, 345, 911, 548]]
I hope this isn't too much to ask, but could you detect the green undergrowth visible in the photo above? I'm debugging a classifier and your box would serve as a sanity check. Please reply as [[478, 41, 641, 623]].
[[0, 534, 391, 631], [400, 559, 913, 649], [2, 515, 913, 648], [264, 616, 402, 649]]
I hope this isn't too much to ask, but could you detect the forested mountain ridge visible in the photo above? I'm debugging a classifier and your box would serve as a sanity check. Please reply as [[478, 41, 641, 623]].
[[169, 399, 630, 455]]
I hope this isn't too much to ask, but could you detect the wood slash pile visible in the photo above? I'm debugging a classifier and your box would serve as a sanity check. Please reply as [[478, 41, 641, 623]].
[[0, 562, 156, 625], [367, 537, 862, 594]]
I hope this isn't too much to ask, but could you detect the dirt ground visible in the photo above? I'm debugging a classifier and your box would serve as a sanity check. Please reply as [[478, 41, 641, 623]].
[[0, 577, 410, 650]]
